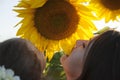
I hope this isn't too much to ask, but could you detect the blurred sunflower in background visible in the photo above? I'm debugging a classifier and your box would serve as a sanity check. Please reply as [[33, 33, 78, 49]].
[[14, 0, 97, 60], [89, 0, 120, 22]]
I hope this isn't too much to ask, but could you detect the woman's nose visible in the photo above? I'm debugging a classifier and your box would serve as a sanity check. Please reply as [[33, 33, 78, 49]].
[[75, 40, 89, 48]]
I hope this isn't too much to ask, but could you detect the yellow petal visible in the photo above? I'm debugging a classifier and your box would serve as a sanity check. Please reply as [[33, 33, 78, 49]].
[[31, 0, 48, 8]]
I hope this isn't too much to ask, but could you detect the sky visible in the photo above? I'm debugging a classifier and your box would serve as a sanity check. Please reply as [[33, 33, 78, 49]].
[[0, 0, 20, 42], [0, 0, 120, 42]]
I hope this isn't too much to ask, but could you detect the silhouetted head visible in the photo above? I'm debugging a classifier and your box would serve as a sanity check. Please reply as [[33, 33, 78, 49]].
[[0, 38, 46, 80]]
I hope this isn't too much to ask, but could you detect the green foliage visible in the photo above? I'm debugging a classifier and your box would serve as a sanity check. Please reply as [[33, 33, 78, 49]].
[[43, 52, 66, 80], [94, 26, 110, 34]]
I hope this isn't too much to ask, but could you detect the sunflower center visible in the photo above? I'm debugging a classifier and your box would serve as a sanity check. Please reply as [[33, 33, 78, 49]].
[[34, 0, 79, 40], [101, 0, 120, 10], [51, 13, 67, 29]]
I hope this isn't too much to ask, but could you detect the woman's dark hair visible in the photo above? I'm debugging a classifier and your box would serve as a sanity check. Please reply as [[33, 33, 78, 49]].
[[0, 38, 44, 80], [77, 30, 120, 80]]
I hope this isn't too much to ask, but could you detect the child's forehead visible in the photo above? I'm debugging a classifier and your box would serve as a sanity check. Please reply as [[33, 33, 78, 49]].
[[25, 41, 38, 51]]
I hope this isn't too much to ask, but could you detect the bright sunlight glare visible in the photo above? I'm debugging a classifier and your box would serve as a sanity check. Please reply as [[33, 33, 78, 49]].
[[93, 18, 120, 31]]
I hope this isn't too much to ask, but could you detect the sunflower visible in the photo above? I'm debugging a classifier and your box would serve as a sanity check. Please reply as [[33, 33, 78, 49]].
[[14, 0, 97, 60], [89, 0, 120, 22]]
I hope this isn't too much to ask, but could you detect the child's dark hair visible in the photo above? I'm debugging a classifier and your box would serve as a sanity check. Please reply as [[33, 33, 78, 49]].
[[0, 38, 44, 80]]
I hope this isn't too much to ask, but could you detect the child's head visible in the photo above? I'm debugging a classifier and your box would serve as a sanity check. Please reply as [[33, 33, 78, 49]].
[[0, 38, 46, 80]]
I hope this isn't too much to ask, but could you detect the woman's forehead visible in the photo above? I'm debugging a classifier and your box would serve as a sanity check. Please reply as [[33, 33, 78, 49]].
[[75, 40, 89, 48]]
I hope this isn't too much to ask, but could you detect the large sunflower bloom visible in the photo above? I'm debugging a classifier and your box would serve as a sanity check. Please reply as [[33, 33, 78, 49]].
[[14, 0, 97, 60], [89, 0, 120, 22]]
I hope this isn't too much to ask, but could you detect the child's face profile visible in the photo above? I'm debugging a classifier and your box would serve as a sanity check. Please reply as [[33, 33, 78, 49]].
[[26, 41, 46, 72]]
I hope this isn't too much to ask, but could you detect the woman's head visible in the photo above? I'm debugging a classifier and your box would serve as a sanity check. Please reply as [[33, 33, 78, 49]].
[[79, 30, 120, 80], [0, 38, 46, 80]]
